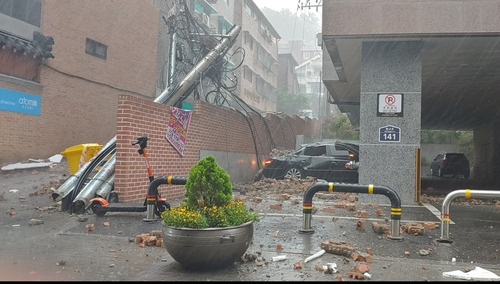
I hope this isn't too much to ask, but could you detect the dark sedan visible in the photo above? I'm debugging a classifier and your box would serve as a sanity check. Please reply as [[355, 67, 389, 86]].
[[430, 152, 470, 178], [261, 141, 359, 183]]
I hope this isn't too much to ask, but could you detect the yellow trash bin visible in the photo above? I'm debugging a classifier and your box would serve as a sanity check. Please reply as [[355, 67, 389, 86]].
[[61, 143, 103, 174]]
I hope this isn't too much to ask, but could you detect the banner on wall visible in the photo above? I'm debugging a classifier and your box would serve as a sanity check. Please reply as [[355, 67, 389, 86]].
[[165, 106, 192, 156], [0, 88, 41, 115]]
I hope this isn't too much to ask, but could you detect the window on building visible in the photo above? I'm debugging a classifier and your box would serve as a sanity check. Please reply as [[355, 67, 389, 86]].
[[85, 38, 107, 60], [257, 45, 274, 70], [243, 66, 253, 82], [265, 82, 273, 97], [256, 76, 264, 94], [303, 52, 310, 60], [244, 1, 254, 18], [0, 0, 41, 27], [244, 33, 253, 50]]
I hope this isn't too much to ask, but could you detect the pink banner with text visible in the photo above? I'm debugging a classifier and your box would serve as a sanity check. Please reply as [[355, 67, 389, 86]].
[[165, 106, 192, 156]]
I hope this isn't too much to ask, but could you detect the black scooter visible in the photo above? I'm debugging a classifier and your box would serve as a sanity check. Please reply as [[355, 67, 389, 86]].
[[89, 136, 185, 221]]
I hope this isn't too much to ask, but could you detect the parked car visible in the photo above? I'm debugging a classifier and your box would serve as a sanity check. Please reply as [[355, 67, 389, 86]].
[[430, 152, 470, 178], [261, 141, 359, 183]]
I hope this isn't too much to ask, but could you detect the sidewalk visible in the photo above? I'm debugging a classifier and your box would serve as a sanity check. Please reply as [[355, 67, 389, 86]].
[[60, 192, 500, 281], [1, 160, 499, 281]]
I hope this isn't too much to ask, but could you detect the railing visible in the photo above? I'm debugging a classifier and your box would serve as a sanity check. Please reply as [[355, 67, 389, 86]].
[[145, 176, 187, 220], [438, 189, 500, 243], [300, 182, 403, 240]]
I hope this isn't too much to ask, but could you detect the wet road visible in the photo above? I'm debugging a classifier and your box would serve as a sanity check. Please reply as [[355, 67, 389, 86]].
[[1, 163, 498, 281], [57, 186, 499, 281]]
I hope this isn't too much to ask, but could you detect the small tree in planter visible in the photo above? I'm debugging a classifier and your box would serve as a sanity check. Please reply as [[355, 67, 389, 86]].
[[161, 156, 258, 268], [184, 155, 233, 210], [162, 155, 258, 229]]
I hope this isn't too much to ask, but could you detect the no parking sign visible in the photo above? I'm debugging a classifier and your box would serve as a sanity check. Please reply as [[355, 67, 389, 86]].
[[377, 93, 403, 117]]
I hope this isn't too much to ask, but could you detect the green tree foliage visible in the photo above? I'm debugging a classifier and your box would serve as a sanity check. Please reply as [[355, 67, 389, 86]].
[[421, 130, 457, 144], [421, 130, 473, 163], [184, 156, 233, 209], [276, 88, 310, 116], [322, 114, 360, 140]]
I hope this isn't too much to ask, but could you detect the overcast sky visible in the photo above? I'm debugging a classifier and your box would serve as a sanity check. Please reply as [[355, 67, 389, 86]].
[[252, 0, 300, 13]]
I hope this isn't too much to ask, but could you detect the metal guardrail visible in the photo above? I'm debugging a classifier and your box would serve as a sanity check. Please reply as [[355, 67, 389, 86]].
[[145, 176, 188, 220], [300, 182, 403, 240], [438, 189, 500, 243]]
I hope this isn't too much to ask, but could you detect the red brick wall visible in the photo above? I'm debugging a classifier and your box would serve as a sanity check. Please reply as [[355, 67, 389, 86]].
[[115, 95, 321, 202]]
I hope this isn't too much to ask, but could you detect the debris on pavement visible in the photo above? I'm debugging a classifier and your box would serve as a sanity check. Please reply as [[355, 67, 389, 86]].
[[443, 266, 500, 281], [320, 240, 355, 257], [322, 263, 338, 274], [28, 219, 44, 226], [1, 154, 63, 171], [304, 249, 326, 263], [272, 255, 287, 262]]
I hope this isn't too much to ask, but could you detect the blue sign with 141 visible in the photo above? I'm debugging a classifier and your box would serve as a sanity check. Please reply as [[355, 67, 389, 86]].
[[379, 125, 400, 142]]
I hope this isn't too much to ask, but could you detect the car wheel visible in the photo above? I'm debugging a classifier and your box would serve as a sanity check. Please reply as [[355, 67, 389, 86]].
[[285, 167, 303, 179]]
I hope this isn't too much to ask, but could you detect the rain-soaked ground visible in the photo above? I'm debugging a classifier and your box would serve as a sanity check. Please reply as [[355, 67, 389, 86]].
[[1, 160, 499, 281], [54, 188, 500, 281]]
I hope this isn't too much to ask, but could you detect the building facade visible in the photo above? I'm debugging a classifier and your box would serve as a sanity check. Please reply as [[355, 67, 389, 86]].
[[228, 0, 280, 113], [0, 0, 159, 165]]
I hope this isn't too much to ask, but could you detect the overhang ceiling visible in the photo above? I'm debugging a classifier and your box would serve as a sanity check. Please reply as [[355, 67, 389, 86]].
[[322, 35, 500, 130]]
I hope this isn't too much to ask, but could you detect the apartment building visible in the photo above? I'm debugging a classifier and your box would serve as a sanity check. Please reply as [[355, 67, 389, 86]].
[[277, 40, 301, 94], [207, 0, 280, 113]]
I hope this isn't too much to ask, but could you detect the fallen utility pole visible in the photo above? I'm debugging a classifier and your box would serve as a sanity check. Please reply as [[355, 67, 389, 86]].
[[53, 25, 242, 214]]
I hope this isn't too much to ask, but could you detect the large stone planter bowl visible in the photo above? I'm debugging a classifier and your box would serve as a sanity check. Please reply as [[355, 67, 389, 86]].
[[162, 220, 254, 269]]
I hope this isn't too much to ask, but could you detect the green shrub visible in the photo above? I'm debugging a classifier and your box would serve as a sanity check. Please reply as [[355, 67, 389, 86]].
[[161, 155, 259, 228], [184, 155, 233, 209]]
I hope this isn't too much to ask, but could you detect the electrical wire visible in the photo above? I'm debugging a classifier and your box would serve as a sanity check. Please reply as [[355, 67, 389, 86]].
[[161, 0, 292, 165]]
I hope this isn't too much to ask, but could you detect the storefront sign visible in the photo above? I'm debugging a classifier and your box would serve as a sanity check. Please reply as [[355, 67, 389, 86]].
[[0, 88, 41, 115]]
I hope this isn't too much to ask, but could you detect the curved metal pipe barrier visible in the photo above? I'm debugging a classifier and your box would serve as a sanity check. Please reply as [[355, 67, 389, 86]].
[[300, 182, 403, 240], [145, 176, 187, 220], [438, 189, 500, 243]]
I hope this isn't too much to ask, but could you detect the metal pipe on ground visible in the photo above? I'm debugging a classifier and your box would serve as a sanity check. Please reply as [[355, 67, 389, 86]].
[[52, 137, 116, 202], [72, 155, 116, 214], [96, 173, 115, 199], [300, 182, 403, 240]]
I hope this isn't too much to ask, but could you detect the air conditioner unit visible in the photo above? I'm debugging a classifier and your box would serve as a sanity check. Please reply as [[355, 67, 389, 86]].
[[202, 13, 210, 26]]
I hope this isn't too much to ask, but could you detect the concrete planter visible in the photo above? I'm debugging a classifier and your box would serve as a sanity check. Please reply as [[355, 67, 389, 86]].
[[162, 220, 254, 269]]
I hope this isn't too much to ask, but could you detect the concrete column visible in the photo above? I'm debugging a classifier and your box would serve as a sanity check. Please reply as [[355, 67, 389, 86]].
[[473, 121, 500, 186], [358, 41, 422, 206]]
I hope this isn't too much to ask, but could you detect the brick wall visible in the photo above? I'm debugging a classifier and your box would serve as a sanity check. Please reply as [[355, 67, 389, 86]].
[[115, 95, 320, 202]]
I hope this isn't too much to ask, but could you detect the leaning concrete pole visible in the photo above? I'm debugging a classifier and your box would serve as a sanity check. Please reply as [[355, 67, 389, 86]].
[[155, 24, 241, 106], [53, 25, 241, 213]]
